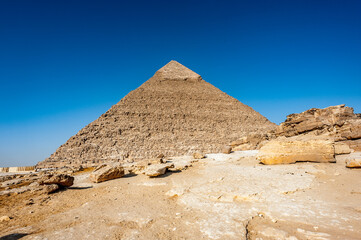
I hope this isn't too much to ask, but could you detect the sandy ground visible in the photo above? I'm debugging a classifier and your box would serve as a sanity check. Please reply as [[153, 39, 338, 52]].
[[1, 151, 361, 240]]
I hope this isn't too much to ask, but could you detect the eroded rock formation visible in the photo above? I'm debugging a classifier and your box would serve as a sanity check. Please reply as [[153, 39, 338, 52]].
[[232, 104, 361, 153]]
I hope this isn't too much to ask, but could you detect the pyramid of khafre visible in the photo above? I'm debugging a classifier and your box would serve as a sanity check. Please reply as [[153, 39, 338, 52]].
[[37, 60, 276, 168]]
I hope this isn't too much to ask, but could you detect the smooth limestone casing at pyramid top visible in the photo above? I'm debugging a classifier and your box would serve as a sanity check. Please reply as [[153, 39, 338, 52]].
[[37, 61, 276, 168]]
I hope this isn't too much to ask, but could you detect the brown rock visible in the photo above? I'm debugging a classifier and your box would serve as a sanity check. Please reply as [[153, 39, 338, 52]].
[[222, 146, 232, 154], [89, 163, 125, 183], [257, 139, 335, 165], [39, 174, 74, 187], [37, 60, 276, 169]]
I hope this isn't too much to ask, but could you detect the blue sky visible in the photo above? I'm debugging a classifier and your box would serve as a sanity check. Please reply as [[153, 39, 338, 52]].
[[1, 0, 360, 167]]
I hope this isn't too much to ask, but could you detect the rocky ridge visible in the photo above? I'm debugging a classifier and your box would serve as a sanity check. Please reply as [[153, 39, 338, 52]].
[[232, 104, 361, 153]]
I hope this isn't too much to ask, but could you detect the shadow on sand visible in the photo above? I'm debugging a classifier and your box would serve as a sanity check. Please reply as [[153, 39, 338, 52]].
[[0, 233, 29, 240]]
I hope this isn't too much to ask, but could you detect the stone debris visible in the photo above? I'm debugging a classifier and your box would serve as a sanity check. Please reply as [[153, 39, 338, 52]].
[[38, 174, 74, 187], [222, 146, 232, 154], [89, 163, 125, 183], [192, 152, 205, 159], [42, 184, 60, 194], [168, 159, 193, 171], [143, 164, 173, 177], [0, 216, 11, 222], [346, 157, 361, 168], [257, 139, 335, 165]]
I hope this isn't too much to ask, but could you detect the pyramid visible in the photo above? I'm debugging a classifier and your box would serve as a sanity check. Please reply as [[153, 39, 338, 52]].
[[37, 61, 276, 168]]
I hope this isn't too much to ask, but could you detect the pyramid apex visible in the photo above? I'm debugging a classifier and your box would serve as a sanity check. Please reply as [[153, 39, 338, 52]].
[[154, 60, 202, 82]]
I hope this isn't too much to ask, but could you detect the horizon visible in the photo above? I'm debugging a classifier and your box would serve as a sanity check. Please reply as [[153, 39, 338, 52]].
[[1, 0, 361, 167]]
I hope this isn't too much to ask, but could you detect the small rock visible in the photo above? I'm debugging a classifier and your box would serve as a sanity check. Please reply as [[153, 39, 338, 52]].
[[156, 153, 165, 159], [222, 146, 232, 154], [42, 184, 60, 194], [346, 157, 361, 168], [0, 216, 11, 222], [192, 152, 205, 159], [39, 174, 74, 187]]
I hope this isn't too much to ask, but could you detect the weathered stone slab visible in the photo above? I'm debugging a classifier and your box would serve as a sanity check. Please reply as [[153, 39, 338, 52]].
[[144, 164, 173, 177], [257, 139, 335, 165], [89, 163, 124, 183], [39, 174, 74, 187]]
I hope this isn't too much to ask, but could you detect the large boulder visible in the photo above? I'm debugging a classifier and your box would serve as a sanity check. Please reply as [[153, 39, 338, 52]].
[[257, 139, 335, 165], [89, 163, 125, 183], [38, 174, 74, 187]]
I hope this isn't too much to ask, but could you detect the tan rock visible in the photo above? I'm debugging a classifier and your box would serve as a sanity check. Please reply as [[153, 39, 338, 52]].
[[39, 174, 74, 187], [168, 160, 192, 171], [346, 158, 361, 168], [257, 139, 335, 165], [0, 216, 11, 222], [222, 146, 232, 154], [156, 153, 165, 159], [192, 152, 205, 159], [277, 104, 357, 137], [144, 164, 169, 177], [89, 163, 125, 183], [231, 133, 274, 151], [334, 142, 352, 155]]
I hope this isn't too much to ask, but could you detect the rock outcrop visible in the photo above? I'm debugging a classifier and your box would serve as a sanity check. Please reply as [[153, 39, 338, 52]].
[[257, 139, 335, 165], [277, 105, 361, 149], [89, 164, 125, 183], [37, 61, 275, 168], [231, 104, 361, 153]]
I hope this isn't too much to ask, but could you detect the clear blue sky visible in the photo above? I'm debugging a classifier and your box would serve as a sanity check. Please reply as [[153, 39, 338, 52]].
[[1, 0, 360, 167]]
